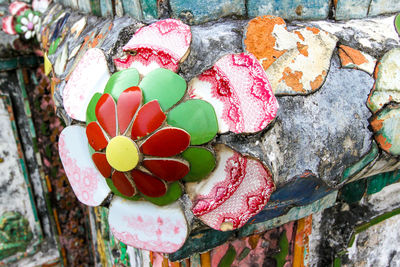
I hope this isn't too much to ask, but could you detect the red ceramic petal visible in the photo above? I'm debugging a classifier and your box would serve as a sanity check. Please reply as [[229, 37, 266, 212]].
[[143, 158, 189, 182], [131, 169, 167, 197], [140, 127, 190, 157], [95, 94, 117, 137], [86, 121, 108, 151], [92, 153, 112, 178], [112, 171, 136, 197], [131, 100, 166, 140], [117, 86, 142, 134]]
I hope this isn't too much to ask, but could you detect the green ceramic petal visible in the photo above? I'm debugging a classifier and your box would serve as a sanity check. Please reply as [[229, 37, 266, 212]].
[[139, 68, 186, 111], [167, 99, 218, 145], [182, 147, 216, 182], [104, 68, 140, 101], [16, 16, 23, 24], [24, 10, 33, 17], [142, 181, 182, 206], [396, 14, 400, 35], [48, 38, 61, 55], [106, 178, 141, 201], [15, 24, 24, 34], [86, 92, 102, 124]]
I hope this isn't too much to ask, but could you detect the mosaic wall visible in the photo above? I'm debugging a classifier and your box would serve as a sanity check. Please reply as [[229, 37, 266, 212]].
[[0, 0, 400, 266]]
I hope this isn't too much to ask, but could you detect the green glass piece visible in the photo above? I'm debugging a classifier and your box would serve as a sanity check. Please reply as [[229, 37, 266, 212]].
[[142, 181, 182, 206], [48, 37, 61, 55], [167, 99, 218, 145], [23, 9, 33, 17], [339, 179, 366, 204], [139, 68, 186, 111], [104, 68, 140, 101], [182, 147, 216, 182], [237, 247, 251, 261], [273, 231, 289, 267], [15, 24, 24, 34], [218, 244, 236, 267], [86, 92, 102, 124], [395, 13, 400, 35], [16, 16, 23, 24], [106, 178, 141, 201], [366, 170, 400, 195]]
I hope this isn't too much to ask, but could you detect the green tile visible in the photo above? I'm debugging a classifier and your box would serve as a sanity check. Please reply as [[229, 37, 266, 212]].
[[142, 181, 182, 206], [167, 100, 218, 145], [140, 0, 158, 19], [86, 93, 102, 124], [139, 68, 186, 112], [104, 68, 140, 101], [182, 147, 216, 182]]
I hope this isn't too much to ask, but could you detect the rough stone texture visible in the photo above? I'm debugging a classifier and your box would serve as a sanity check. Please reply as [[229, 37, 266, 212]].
[[170, 0, 245, 25], [247, 0, 330, 20], [306, 15, 400, 59]]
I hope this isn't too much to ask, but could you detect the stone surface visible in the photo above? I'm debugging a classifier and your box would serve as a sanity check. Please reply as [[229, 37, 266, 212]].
[[338, 45, 376, 75], [368, 48, 400, 113], [244, 16, 337, 95], [247, 0, 329, 20], [335, 0, 369, 20], [169, 0, 245, 24], [368, 0, 400, 17]]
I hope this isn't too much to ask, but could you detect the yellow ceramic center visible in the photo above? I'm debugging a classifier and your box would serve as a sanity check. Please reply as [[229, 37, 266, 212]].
[[106, 136, 139, 172]]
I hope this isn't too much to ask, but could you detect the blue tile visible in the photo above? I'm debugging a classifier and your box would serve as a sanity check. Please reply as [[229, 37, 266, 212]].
[[247, 0, 329, 20], [170, 0, 245, 24], [368, 0, 400, 16], [121, 0, 142, 19], [335, 0, 369, 20], [78, 0, 92, 13], [100, 0, 113, 17], [140, 0, 158, 20]]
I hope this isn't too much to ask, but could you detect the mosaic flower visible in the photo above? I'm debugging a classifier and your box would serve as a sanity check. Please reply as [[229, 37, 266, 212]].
[[58, 19, 279, 253], [15, 10, 41, 39]]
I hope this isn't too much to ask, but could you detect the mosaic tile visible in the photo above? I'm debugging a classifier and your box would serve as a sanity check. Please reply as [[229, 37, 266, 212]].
[[143, 158, 189, 182], [117, 86, 142, 134], [368, 0, 400, 17], [95, 93, 117, 137], [90, 0, 102, 16], [370, 103, 400, 156], [63, 48, 110, 121], [9, 1, 29, 16], [140, 127, 190, 157], [181, 147, 216, 182], [44, 53, 52, 76], [48, 37, 61, 55], [106, 136, 139, 172], [186, 144, 275, 231], [247, 0, 329, 20], [139, 68, 186, 111], [142, 181, 182, 206], [100, 0, 113, 17], [114, 19, 191, 75], [1, 16, 16, 35], [169, 0, 245, 24], [78, 0, 91, 13], [335, 0, 369, 20], [131, 169, 167, 197], [92, 152, 112, 178], [32, 0, 50, 13], [70, 17, 86, 39], [244, 16, 337, 95], [68, 44, 82, 60], [189, 53, 277, 134], [86, 93, 102, 123], [86, 121, 108, 151], [121, 0, 142, 19], [112, 171, 136, 197], [59, 125, 111, 206], [109, 198, 188, 253], [167, 99, 218, 144], [338, 45, 376, 75], [131, 100, 166, 140], [54, 45, 69, 76], [368, 48, 400, 113], [396, 14, 400, 36], [50, 13, 69, 44], [140, 0, 158, 20], [104, 68, 140, 101]]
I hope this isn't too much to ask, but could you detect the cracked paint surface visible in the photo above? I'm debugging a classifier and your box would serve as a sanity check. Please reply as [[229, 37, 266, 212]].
[[244, 16, 337, 95], [338, 45, 376, 75]]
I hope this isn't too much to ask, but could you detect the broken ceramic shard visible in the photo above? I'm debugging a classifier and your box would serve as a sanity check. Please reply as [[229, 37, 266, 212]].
[[338, 45, 376, 75], [370, 103, 400, 156], [186, 144, 275, 231], [368, 48, 400, 113], [244, 16, 337, 95], [109, 198, 189, 253], [114, 19, 191, 75], [188, 53, 278, 134]]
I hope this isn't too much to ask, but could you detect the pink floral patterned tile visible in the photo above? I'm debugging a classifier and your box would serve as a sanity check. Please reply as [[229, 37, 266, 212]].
[[188, 53, 278, 134], [108, 197, 189, 253], [114, 19, 191, 75], [58, 125, 110, 206], [63, 48, 110, 121], [186, 144, 275, 231]]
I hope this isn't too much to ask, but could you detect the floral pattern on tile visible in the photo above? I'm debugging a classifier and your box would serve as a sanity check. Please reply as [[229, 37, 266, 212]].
[[59, 19, 279, 253]]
